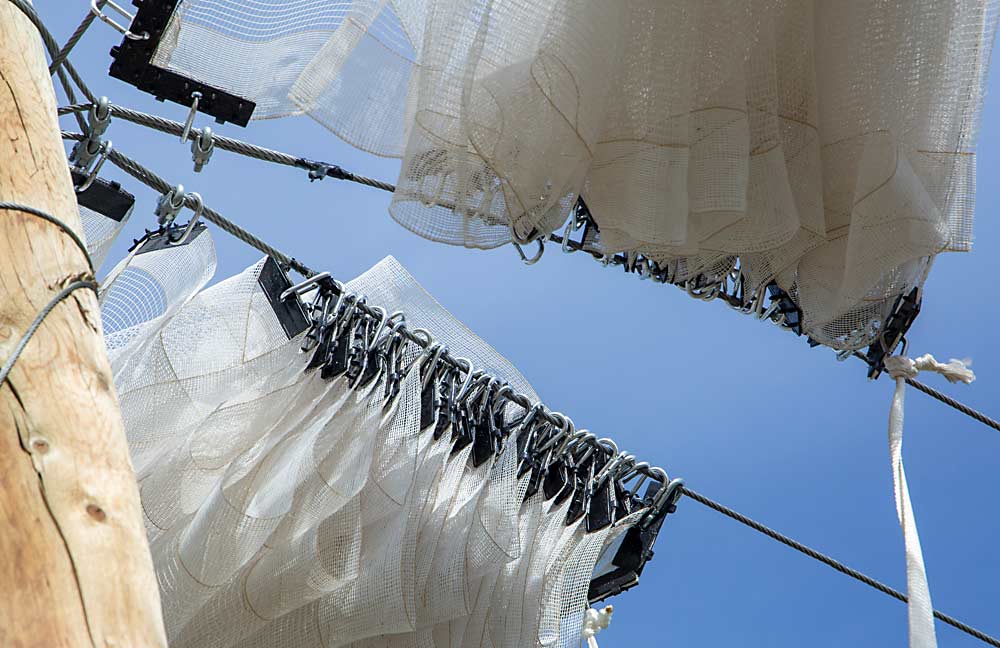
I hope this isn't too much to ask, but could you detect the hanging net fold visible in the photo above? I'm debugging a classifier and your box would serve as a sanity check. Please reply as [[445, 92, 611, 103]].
[[106, 250, 667, 648], [142, 0, 998, 350]]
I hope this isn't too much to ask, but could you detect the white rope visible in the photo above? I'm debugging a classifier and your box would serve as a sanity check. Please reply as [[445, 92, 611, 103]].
[[884, 354, 975, 648], [581, 606, 613, 648]]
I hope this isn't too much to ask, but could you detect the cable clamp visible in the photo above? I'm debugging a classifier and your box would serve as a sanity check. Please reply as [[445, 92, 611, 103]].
[[191, 126, 215, 172], [70, 97, 112, 170]]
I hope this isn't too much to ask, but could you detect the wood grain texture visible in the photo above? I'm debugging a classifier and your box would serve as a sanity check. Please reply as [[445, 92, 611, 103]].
[[0, 5, 167, 647]]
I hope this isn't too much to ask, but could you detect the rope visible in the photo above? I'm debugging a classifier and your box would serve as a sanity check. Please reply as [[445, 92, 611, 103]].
[[680, 486, 1000, 647], [61, 132, 316, 278], [0, 202, 94, 273], [58, 103, 398, 193], [0, 280, 99, 386], [49, 0, 107, 75]]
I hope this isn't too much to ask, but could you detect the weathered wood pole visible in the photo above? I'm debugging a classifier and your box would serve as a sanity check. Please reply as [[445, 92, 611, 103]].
[[0, 4, 167, 647]]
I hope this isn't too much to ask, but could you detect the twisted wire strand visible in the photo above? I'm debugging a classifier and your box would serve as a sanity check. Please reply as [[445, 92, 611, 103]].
[[49, 0, 107, 75], [0, 202, 94, 273], [9, 0, 96, 134], [904, 377, 1000, 432], [0, 280, 99, 386], [681, 487, 1000, 647], [110, 150, 317, 277], [59, 103, 398, 193]]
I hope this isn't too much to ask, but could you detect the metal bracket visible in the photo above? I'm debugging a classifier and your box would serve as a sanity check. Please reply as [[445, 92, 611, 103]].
[[72, 168, 135, 223], [864, 287, 922, 379], [258, 257, 310, 340], [108, 0, 256, 126]]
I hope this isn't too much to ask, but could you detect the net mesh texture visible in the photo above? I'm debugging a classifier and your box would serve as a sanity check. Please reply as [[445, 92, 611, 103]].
[[105, 234, 637, 648], [150, 0, 998, 350]]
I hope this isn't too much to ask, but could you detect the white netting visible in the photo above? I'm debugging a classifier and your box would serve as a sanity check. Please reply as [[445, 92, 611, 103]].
[[150, 0, 996, 349], [107, 254, 639, 648], [78, 203, 130, 270]]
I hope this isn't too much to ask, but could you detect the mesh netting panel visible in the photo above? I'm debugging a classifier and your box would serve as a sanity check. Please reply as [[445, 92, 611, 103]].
[[79, 203, 131, 270], [101, 230, 217, 378], [107, 254, 644, 648], [153, 0, 996, 350]]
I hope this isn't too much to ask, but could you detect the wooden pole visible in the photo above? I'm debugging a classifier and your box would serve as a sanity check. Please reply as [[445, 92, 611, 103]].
[[0, 4, 167, 648]]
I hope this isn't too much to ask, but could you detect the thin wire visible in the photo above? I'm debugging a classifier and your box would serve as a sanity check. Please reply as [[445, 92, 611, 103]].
[[0, 202, 94, 273], [0, 280, 99, 386], [49, 0, 107, 75], [680, 486, 1000, 647]]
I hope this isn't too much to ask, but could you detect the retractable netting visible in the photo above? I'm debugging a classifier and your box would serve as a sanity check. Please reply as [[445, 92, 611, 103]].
[[102, 233, 675, 648], [138, 0, 997, 351]]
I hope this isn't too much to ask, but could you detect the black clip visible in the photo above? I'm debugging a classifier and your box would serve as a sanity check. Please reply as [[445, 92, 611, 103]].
[[257, 257, 309, 340], [865, 287, 922, 379], [587, 476, 683, 603]]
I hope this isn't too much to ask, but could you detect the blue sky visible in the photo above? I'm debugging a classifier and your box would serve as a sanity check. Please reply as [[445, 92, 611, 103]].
[[43, 6, 1000, 646]]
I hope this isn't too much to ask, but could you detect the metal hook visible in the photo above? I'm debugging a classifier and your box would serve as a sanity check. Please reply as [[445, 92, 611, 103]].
[[512, 238, 545, 265], [180, 92, 203, 143], [362, 307, 389, 354], [280, 272, 337, 302], [74, 140, 112, 193], [169, 192, 204, 245], [191, 127, 215, 172], [91, 0, 148, 40], [452, 357, 475, 401], [417, 342, 448, 390]]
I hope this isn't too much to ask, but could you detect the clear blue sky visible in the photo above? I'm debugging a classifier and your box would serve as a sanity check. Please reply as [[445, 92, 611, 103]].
[[43, 6, 999, 646]]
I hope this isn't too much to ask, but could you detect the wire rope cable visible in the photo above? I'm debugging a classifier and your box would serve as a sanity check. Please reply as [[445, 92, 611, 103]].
[[681, 486, 1000, 647], [0, 279, 99, 386], [0, 201, 94, 273]]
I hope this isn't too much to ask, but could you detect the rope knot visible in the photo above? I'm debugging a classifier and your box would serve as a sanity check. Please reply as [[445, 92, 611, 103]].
[[582, 605, 613, 647], [885, 353, 975, 385]]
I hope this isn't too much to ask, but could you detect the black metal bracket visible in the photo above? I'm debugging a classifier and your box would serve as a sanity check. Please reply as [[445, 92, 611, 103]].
[[108, 0, 256, 126], [864, 287, 922, 379], [587, 479, 681, 604], [72, 169, 135, 222], [132, 221, 208, 254], [258, 256, 310, 340]]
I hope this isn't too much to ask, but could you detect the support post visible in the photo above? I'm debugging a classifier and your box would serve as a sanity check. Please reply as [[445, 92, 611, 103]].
[[0, 4, 167, 647]]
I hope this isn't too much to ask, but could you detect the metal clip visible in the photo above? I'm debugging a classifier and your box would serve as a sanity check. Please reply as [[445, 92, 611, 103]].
[[169, 193, 203, 245], [512, 238, 545, 265], [91, 0, 148, 41], [191, 127, 215, 172], [74, 140, 112, 193], [180, 92, 203, 143]]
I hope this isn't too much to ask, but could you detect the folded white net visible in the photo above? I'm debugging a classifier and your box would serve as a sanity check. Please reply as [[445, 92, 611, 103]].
[[108, 253, 658, 648], [148, 0, 997, 349]]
